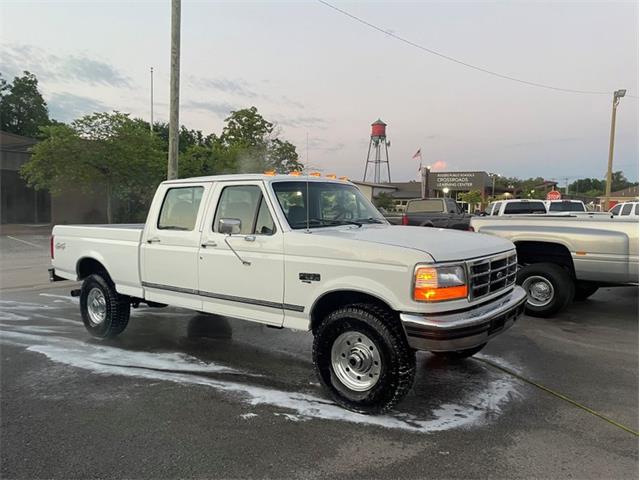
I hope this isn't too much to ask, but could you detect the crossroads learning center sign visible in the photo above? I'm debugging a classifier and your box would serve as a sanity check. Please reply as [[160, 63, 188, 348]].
[[429, 171, 491, 191]]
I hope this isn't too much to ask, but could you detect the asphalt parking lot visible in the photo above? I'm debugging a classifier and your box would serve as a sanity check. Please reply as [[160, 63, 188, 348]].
[[1, 232, 638, 479]]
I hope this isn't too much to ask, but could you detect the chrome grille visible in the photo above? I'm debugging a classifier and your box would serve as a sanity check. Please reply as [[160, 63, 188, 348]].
[[468, 251, 517, 299]]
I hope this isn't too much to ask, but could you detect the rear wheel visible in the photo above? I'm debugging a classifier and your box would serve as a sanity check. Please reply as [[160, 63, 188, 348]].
[[517, 263, 575, 318], [80, 274, 130, 338], [313, 304, 415, 414]]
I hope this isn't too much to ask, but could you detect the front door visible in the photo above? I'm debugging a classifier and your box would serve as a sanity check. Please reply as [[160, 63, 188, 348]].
[[198, 182, 285, 326], [141, 183, 208, 310]]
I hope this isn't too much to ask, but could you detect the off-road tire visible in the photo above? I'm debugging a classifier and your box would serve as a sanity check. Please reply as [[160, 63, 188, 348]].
[[431, 343, 486, 360], [312, 303, 416, 414], [80, 274, 130, 338], [516, 263, 575, 318], [574, 282, 599, 301]]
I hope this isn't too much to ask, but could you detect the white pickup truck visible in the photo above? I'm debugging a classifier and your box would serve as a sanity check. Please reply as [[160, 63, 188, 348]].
[[50, 174, 526, 413]]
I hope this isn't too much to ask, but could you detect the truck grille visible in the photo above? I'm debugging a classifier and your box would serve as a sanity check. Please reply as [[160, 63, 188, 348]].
[[468, 251, 517, 299]]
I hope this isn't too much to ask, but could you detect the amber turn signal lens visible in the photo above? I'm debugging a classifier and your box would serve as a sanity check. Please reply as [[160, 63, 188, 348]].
[[414, 285, 468, 302]]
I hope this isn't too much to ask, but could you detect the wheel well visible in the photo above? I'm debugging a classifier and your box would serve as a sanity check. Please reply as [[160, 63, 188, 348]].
[[310, 290, 395, 333], [514, 241, 575, 277], [76, 257, 110, 281]]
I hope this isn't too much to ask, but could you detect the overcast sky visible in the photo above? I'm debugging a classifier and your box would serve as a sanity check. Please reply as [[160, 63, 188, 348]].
[[1, 1, 638, 184]]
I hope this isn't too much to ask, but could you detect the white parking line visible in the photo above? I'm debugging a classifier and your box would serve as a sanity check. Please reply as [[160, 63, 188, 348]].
[[6, 236, 42, 248]]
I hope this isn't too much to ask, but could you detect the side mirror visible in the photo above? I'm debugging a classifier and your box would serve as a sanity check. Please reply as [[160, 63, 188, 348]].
[[219, 218, 241, 235]]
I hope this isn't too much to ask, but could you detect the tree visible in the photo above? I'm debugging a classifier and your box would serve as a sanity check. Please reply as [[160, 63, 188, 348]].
[[0, 71, 50, 137], [373, 192, 394, 210], [458, 190, 482, 206], [179, 106, 304, 176], [569, 178, 604, 196], [22, 112, 165, 223], [222, 106, 274, 148]]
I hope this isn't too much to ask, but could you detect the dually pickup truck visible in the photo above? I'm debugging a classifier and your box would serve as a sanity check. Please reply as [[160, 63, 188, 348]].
[[50, 174, 526, 413], [470, 214, 638, 318]]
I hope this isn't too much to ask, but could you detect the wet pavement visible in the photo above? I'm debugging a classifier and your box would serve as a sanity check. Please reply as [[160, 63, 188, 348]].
[[0, 234, 638, 478]]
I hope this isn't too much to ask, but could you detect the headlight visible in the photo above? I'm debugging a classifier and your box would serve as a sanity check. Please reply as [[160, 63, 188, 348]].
[[413, 264, 468, 302]]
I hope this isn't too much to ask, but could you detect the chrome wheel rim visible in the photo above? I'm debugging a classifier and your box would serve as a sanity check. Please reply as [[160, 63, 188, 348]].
[[330, 331, 381, 392], [87, 287, 107, 326], [522, 275, 554, 307]]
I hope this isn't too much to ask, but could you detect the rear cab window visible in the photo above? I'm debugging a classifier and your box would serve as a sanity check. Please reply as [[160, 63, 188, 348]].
[[491, 202, 502, 215], [621, 203, 633, 216], [158, 186, 204, 231], [548, 201, 585, 212], [406, 199, 444, 213], [503, 201, 546, 214]]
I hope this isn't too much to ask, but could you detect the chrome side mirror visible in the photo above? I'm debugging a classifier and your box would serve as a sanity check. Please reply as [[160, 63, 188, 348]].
[[219, 218, 241, 235]]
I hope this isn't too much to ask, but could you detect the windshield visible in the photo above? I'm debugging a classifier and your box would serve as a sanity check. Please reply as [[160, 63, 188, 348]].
[[272, 181, 386, 229], [548, 201, 585, 212]]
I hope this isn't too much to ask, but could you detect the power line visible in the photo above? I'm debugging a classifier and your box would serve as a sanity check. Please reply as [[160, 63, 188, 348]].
[[317, 0, 631, 97]]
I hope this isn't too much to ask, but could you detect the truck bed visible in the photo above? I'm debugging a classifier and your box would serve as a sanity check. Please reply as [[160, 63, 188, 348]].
[[51, 224, 145, 298]]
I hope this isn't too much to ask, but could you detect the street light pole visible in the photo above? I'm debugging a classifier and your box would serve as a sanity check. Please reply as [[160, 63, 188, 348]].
[[167, 0, 181, 180], [150, 67, 154, 135], [603, 89, 626, 210]]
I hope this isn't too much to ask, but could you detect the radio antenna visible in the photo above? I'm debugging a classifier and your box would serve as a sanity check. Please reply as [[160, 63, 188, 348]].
[[305, 131, 310, 233]]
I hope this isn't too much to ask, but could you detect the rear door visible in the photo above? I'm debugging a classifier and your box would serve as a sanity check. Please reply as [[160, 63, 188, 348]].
[[197, 181, 285, 326], [140, 182, 209, 309]]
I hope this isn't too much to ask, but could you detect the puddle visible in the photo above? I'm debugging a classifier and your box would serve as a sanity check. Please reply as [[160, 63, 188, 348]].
[[1, 297, 523, 433]]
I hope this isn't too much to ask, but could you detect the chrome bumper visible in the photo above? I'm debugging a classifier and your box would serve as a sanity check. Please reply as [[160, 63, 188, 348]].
[[400, 286, 527, 352]]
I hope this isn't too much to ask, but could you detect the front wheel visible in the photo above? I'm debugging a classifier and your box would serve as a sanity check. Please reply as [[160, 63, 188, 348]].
[[312, 304, 416, 414], [516, 263, 575, 318], [80, 274, 130, 338]]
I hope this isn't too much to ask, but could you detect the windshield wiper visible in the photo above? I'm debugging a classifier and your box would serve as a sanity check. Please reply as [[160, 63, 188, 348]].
[[355, 217, 385, 224], [290, 218, 362, 228]]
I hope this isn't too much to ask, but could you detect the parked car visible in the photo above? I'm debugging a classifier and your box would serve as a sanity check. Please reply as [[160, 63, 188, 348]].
[[49, 174, 526, 413], [484, 199, 547, 216], [401, 198, 473, 230], [609, 201, 639, 218], [469, 214, 638, 317], [544, 199, 587, 213]]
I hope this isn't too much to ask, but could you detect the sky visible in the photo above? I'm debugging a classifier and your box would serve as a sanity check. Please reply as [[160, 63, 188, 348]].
[[1, 0, 638, 185]]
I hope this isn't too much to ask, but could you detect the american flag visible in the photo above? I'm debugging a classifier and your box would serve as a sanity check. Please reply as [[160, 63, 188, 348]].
[[412, 148, 422, 160]]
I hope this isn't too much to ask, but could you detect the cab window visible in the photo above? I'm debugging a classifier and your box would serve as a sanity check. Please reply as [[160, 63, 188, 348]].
[[157, 186, 204, 231], [213, 185, 275, 235], [491, 202, 502, 215], [610, 204, 621, 215], [621, 203, 633, 216]]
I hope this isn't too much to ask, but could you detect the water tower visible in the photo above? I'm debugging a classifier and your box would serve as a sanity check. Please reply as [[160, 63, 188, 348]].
[[362, 119, 391, 183]]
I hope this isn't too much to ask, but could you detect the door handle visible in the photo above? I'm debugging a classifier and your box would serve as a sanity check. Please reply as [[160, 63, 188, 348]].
[[147, 237, 161, 244], [244, 235, 256, 242], [201, 240, 218, 248]]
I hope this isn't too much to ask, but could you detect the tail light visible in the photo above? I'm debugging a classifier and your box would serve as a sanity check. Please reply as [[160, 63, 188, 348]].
[[50, 235, 54, 259], [468, 226, 475, 232], [401, 214, 409, 225]]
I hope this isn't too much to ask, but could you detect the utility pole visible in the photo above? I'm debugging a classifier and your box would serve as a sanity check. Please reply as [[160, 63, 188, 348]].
[[604, 89, 626, 209], [150, 67, 154, 135], [167, 0, 181, 180]]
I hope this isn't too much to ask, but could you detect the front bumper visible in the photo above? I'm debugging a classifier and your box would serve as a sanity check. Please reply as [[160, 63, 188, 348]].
[[400, 286, 527, 352]]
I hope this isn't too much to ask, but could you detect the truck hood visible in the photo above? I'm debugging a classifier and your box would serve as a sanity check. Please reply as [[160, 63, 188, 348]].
[[312, 225, 514, 262]]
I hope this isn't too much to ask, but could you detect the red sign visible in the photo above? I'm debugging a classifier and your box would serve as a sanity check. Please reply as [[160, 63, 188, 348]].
[[546, 190, 562, 200]]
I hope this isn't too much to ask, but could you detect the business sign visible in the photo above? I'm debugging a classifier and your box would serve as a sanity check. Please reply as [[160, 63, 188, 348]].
[[429, 171, 490, 191], [546, 190, 562, 200]]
